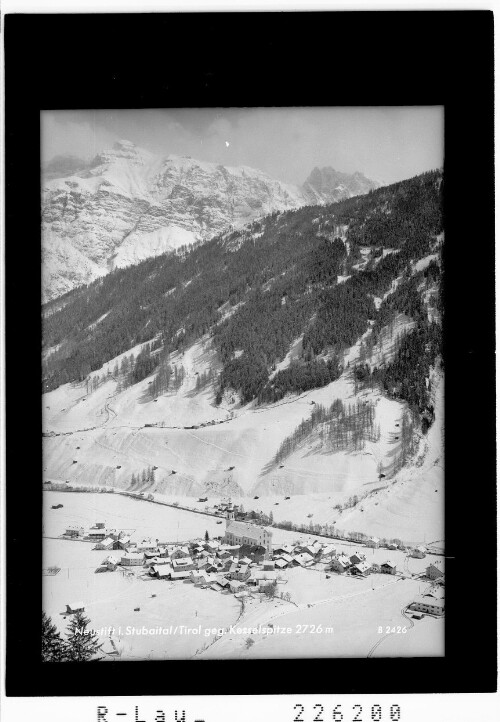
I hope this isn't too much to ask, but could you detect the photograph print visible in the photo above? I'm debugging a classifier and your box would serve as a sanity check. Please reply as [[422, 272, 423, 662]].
[[41, 106, 445, 662]]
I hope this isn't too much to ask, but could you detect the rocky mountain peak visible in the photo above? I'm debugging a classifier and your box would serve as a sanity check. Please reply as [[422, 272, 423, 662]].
[[42, 142, 378, 302], [303, 166, 378, 203]]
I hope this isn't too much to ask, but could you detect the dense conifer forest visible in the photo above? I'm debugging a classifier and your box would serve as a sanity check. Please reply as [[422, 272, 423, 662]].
[[43, 169, 443, 431]]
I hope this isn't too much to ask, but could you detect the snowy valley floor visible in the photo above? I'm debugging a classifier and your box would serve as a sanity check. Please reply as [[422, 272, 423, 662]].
[[43, 492, 444, 660]]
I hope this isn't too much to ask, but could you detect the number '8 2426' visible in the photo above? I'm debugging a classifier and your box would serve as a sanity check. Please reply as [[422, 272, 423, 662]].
[[293, 703, 402, 722]]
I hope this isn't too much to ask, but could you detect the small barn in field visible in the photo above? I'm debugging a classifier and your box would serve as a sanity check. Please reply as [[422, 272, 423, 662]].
[[426, 560, 445, 580], [66, 602, 85, 614]]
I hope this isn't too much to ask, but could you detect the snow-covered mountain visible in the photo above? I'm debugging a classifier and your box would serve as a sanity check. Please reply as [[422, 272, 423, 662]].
[[42, 140, 378, 302], [302, 166, 378, 204]]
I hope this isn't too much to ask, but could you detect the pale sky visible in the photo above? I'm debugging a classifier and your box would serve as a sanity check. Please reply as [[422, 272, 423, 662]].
[[41, 107, 443, 187]]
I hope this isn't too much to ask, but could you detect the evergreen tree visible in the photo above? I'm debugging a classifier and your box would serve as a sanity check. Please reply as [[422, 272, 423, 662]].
[[65, 611, 104, 662], [42, 611, 67, 662], [204, 530, 210, 542]]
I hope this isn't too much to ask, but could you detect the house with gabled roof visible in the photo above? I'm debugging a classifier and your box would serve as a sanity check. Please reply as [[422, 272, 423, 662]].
[[229, 579, 246, 594], [321, 544, 337, 559], [249, 570, 277, 585], [113, 536, 131, 550], [170, 569, 191, 580], [349, 551, 366, 565], [104, 555, 119, 570], [352, 561, 372, 576], [409, 546, 426, 559], [151, 564, 172, 578], [93, 537, 115, 550], [366, 537, 380, 548], [275, 552, 293, 564], [275, 558, 289, 570], [331, 554, 351, 574], [380, 560, 397, 575], [426, 560, 445, 580], [171, 545, 191, 559], [409, 594, 444, 616], [274, 543, 294, 556], [172, 557, 195, 572]]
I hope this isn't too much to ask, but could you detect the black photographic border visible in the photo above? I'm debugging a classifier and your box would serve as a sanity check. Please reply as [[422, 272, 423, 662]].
[[4, 10, 496, 697]]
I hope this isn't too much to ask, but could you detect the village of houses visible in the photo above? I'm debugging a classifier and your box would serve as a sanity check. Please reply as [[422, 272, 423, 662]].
[[43, 493, 444, 659]]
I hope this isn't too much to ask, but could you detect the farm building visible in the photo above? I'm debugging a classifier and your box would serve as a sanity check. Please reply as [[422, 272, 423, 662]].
[[87, 527, 108, 542], [349, 551, 366, 565], [170, 570, 191, 580], [224, 519, 272, 554], [199, 572, 218, 586], [409, 594, 445, 616], [249, 571, 277, 586], [93, 537, 115, 550], [137, 540, 158, 552], [120, 553, 144, 566], [104, 555, 119, 570], [366, 537, 380, 549], [112, 536, 131, 550], [229, 580, 246, 594], [426, 561, 445, 580], [151, 565, 172, 579], [274, 544, 294, 556], [331, 555, 351, 574], [295, 543, 317, 556], [292, 552, 314, 567], [275, 558, 289, 570], [65, 526, 84, 538], [262, 560, 275, 571], [172, 557, 195, 572], [234, 565, 251, 582], [321, 545, 337, 559], [410, 546, 427, 559], [258, 579, 276, 591], [351, 561, 372, 577], [171, 546, 191, 559], [426, 585, 445, 600], [204, 541, 219, 553], [380, 561, 397, 575], [66, 602, 85, 614]]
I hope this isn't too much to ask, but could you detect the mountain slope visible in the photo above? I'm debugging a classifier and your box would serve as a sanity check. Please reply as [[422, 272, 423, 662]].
[[41, 141, 378, 301], [42, 169, 443, 544]]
